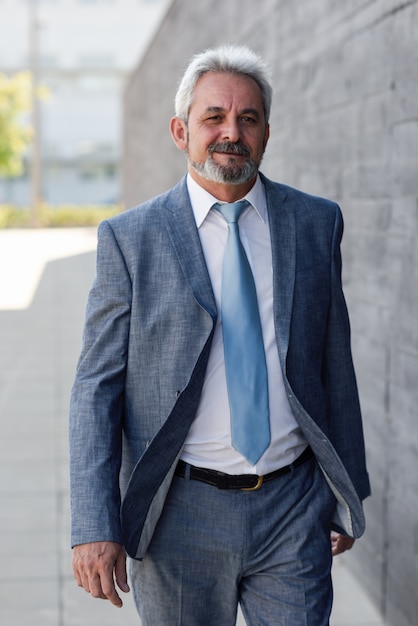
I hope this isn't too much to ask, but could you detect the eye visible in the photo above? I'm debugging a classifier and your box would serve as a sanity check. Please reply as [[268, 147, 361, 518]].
[[240, 116, 257, 124]]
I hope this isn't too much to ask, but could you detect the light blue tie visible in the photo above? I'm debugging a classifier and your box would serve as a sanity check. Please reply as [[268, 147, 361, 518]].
[[215, 200, 270, 465]]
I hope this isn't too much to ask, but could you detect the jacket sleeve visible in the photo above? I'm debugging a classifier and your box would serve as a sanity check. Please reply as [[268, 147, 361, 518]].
[[323, 206, 370, 501], [69, 220, 132, 547]]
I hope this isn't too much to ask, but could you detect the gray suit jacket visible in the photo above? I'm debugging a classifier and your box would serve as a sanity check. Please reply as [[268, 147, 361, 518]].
[[69, 174, 370, 559]]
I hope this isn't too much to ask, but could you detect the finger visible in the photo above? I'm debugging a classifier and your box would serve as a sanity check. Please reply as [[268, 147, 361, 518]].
[[72, 563, 83, 588], [89, 573, 108, 601], [72, 555, 90, 592], [100, 570, 123, 607], [330, 531, 339, 550], [115, 550, 130, 594]]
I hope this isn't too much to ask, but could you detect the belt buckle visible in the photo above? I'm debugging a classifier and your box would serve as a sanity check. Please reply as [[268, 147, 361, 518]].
[[242, 475, 264, 491]]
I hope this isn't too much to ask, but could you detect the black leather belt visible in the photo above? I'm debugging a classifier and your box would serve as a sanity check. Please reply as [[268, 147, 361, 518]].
[[175, 446, 313, 491]]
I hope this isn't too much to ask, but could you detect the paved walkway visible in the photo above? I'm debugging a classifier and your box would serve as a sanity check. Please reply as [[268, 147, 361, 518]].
[[0, 228, 386, 625]]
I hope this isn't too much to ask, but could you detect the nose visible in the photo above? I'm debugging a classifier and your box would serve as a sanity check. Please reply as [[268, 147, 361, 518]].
[[220, 118, 240, 143]]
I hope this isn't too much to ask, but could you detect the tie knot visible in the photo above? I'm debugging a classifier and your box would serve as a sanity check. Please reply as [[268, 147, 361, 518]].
[[214, 200, 250, 224]]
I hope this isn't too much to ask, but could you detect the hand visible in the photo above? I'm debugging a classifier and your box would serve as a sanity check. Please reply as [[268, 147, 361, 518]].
[[331, 531, 355, 556], [72, 541, 130, 607]]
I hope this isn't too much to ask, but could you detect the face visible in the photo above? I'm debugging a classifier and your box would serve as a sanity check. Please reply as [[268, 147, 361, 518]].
[[170, 71, 270, 198]]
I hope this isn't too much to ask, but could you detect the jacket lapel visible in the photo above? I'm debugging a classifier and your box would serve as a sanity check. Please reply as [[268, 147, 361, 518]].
[[164, 177, 217, 321], [262, 175, 296, 366]]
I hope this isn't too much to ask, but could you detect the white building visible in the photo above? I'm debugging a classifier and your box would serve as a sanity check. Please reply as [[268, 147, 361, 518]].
[[0, 0, 170, 205]]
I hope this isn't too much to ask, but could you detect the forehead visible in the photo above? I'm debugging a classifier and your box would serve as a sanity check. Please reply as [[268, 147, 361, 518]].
[[190, 71, 264, 115]]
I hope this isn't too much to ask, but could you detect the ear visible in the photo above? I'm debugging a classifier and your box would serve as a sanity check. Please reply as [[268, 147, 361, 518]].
[[263, 123, 270, 150], [170, 117, 188, 151]]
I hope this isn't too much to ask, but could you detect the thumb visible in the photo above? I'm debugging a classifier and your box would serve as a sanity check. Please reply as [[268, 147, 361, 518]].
[[114, 549, 130, 593]]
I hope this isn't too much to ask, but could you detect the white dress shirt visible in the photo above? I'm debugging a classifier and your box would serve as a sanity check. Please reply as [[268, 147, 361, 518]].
[[181, 174, 307, 475]]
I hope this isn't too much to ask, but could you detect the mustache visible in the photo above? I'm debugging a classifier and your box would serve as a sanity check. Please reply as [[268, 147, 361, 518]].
[[208, 142, 250, 157]]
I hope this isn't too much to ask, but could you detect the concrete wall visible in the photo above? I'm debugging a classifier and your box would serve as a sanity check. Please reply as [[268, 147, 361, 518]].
[[123, 2, 418, 625]]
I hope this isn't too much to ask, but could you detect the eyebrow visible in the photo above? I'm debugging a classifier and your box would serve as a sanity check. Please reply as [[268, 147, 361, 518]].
[[204, 106, 261, 118]]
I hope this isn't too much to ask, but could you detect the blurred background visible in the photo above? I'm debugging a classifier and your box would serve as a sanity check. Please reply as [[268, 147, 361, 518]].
[[1, 1, 418, 625], [0, 0, 170, 210]]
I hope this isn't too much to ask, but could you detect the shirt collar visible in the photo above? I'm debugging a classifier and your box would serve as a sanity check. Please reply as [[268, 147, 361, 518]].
[[186, 173, 268, 228]]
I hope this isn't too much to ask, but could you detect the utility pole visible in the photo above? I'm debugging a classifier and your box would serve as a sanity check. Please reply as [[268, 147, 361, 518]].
[[29, 0, 42, 227]]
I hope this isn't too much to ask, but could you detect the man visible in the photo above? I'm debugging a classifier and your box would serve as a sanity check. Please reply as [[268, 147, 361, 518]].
[[70, 44, 370, 625]]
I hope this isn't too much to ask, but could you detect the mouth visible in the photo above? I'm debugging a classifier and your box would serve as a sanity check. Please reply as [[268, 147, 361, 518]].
[[214, 152, 248, 164], [217, 150, 246, 158]]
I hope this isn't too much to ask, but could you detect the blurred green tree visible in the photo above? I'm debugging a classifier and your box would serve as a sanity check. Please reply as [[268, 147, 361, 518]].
[[0, 71, 33, 177]]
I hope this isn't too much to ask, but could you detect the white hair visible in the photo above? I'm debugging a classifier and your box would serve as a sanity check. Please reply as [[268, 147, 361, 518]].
[[174, 44, 273, 124]]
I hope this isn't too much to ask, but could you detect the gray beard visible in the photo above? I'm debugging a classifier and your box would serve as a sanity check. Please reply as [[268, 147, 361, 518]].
[[189, 154, 258, 185]]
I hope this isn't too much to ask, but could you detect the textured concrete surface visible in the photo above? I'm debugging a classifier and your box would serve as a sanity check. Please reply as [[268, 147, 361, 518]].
[[0, 228, 386, 624], [123, 2, 418, 624]]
